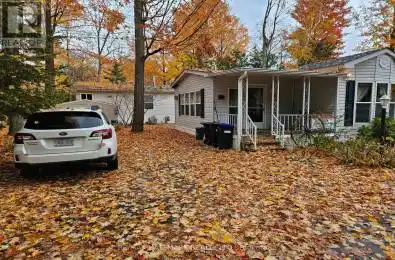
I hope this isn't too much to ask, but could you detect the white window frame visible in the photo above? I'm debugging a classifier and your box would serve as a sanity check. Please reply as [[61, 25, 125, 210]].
[[374, 82, 390, 118], [190, 92, 195, 116], [144, 95, 154, 110], [180, 94, 185, 116], [354, 82, 374, 124], [195, 91, 201, 117], [185, 93, 190, 116], [389, 83, 395, 118]]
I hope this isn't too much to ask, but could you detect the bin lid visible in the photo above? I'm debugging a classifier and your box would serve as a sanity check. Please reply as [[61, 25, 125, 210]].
[[201, 122, 220, 126], [219, 123, 234, 128]]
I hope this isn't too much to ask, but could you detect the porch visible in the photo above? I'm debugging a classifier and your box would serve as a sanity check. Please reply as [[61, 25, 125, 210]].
[[212, 70, 339, 149]]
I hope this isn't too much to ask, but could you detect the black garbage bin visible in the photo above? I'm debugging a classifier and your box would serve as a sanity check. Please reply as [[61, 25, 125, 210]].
[[201, 122, 219, 146], [217, 123, 234, 149], [195, 127, 205, 140]]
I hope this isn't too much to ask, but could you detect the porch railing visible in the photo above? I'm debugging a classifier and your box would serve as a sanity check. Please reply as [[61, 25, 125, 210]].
[[216, 113, 237, 127], [246, 115, 257, 149], [216, 112, 257, 149], [272, 114, 285, 147], [279, 114, 336, 133]]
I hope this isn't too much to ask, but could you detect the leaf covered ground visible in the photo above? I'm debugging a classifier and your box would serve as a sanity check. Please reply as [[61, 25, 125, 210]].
[[0, 125, 394, 259]]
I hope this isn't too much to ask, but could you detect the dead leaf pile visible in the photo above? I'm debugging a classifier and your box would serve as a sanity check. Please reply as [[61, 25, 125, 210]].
[[0, 125, 393, 258]]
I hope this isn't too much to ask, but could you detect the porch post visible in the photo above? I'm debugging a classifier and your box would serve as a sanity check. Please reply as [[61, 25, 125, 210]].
[[276, 76, 280, 119], [271, 76, 275, 134], [236, 72, 246, 151], [245, 74, 249, 130], [302, 76, 311, 128], [302, 77, 306, 126], [307, 77, 311, 115]]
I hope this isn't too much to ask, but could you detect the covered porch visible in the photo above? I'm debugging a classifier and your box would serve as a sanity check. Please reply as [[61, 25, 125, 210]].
[[212, 70, 340, 149]]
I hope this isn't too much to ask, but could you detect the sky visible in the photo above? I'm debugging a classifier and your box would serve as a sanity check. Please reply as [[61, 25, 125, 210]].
[[228, 0, 363, 55]]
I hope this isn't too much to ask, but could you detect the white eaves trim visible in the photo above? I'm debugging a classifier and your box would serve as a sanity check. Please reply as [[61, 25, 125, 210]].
[[344, 48, 395, 69]]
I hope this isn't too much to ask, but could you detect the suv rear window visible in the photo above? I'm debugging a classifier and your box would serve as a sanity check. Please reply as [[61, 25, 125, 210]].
[[25, 112, 104, 130]]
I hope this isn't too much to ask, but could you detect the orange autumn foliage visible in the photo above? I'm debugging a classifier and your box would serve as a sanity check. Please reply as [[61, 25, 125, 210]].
[[171, 0, 248, 69], [287, 0, 350, 66], [357, 0, 395, 49]]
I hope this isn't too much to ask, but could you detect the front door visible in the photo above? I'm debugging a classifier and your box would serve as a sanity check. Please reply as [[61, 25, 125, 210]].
[[228, 87, 265, 129], [248, 88, 265, 128]]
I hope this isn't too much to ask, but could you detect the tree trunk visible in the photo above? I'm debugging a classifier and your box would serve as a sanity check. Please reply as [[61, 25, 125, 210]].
[[132, 0, 145, 132], [97, 55, 102, 81], [45, 0, 55, 93], [8, 112, 24, 135]]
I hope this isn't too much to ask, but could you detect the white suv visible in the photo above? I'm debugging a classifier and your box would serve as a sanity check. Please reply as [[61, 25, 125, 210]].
[[14, 109, 118, 177]]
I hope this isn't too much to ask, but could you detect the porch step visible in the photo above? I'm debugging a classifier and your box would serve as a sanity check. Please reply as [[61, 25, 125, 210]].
[[257, 129, 272, 136], [241, 136, 257, 152], [257, 136, 277, 146], [256, 135, 287, 151]]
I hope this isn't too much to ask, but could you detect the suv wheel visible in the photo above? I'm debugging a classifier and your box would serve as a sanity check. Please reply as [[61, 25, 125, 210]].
[[107, 156, 118, 171]]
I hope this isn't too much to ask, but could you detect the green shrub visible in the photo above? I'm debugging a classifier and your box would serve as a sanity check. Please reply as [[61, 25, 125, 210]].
[[312, 136, 395, 168], [311, 133, 337, 150], [358, 117, 395, 140], [334, 138, 395, 167]]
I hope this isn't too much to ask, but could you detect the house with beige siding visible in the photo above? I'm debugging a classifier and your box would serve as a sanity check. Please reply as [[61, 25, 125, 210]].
[[171, 48, 395, 150]]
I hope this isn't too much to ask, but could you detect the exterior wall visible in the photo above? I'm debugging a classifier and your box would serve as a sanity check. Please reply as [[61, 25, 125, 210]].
[[335, 77, 347, 129], [337, 54, 395, 135], [174, 75, 214, 134], [75, 91, 175, 123]]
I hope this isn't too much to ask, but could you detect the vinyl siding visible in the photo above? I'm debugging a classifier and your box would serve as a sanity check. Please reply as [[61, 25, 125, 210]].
[[76, 92, 175, 123], [337, 54, 395, 134], [174, 75, 214, 134]]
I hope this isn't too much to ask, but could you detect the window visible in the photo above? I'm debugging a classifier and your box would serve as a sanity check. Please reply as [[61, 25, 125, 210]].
[[390, 84, 395, 118], [375, 83, 389, 117], [185, 93, 190, 115], [195, 91, 201, 116], [180, 94, 185, 115], [355, 83, 373, 123], [25, 112, 103, 129], [180, 92, 202, 117], [144, 95, 154, 110], [190, 92, 195, 116], [81, 93, 93, 100]]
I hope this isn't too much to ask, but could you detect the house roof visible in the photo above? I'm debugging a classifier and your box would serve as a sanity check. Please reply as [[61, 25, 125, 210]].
[[170, 68, 344, 88], [300, 48, 395, 70]]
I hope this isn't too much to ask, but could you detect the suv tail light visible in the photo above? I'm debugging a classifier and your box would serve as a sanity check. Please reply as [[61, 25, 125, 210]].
[[90, 129, 112, 139], [14, 133, 36, 144]]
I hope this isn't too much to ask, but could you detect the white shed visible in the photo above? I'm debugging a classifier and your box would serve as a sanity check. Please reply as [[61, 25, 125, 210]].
[[75, 85, 175, 124]]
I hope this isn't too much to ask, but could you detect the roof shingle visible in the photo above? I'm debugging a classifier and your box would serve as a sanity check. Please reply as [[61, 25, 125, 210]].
[[300, 48, 391, 70]]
